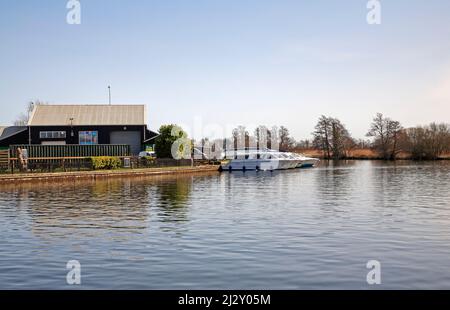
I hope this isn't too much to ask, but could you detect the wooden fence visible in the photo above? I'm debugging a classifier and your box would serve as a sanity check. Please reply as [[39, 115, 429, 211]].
[[3, 157, 204, 174], [0, 144, 220, 174], [10, 144, 131, 158], [0, 149, 9, 172]]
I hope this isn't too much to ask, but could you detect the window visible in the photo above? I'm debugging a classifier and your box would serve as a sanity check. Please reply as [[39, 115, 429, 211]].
[[39, 131, 66, 139], [79, 131, 98, 145]]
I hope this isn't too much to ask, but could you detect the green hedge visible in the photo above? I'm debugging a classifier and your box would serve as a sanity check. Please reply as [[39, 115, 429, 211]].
[[91, 156, 122, 170]]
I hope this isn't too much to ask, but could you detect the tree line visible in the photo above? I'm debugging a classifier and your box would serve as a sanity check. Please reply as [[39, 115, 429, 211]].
[[193, 114, 449, 160], [15, 102, 448, 160], [311, 113, 450, 160]]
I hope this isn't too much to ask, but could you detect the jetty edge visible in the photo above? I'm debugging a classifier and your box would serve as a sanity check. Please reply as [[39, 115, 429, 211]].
[[0, 165, 220, 184]]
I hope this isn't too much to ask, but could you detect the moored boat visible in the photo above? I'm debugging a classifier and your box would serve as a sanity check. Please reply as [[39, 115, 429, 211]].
[[289, 153, 320, 168], [220, 149, 318, 171]]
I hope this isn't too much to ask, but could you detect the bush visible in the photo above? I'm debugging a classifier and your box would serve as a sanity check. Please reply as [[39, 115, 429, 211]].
[[140, 156, 155, 167], [91, 156, 122, 170], [155, 124, 190, 158]]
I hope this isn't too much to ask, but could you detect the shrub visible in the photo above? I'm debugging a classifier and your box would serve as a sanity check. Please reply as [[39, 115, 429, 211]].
[[138, 156, 155, 167], [91, 156, 122, 170], [155, 124, 190, 158]]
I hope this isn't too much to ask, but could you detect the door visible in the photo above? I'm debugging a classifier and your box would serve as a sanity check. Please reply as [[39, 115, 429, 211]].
[[110, 131, 141, 155]]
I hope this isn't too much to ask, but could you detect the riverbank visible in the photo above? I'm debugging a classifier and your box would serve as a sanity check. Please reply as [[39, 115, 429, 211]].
[[0, 165, 220, 184], [299, 148, 450, 160]]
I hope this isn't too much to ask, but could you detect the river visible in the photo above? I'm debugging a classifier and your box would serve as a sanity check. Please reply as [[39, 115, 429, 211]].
[[1, 160, 450, 289]]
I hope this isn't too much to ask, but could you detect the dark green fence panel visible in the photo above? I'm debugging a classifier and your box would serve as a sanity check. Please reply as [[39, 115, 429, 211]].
[[10, 144, 131, 158]]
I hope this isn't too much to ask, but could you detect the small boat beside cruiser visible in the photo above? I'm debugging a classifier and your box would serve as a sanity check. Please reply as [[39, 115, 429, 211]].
[[220, 148, 319, 171], [289, 152, 321, 168]]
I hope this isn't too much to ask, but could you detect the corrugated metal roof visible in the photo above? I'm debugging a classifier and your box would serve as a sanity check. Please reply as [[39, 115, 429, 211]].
[[28, 105, 147, 126]]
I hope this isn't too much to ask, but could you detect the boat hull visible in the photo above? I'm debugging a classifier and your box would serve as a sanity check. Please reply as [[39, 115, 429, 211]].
[[296, 158, 320, 168], [221, 159, 295, 171], [219, 150, 319, 171]]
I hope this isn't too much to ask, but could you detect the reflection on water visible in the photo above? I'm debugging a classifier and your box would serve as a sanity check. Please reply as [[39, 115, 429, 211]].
[[0, 174, 200, 240], [1, 162, 450, 289], [152, 177, 192, 224]]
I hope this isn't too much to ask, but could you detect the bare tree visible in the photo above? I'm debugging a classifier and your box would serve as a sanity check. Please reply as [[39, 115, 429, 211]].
[[278, 126, 295, 152], [387, 119, 402, 159], [313, 115, 332, 158], [14, 100, 47, 126], [200, 138, 210, 159], [356, 138, 371, 149], [296, 139, 311, 149], [428, 123, 450, 158], [268, 125, 279, 150], [404, 123, 450, 159], [367, 113, 403, 160], [313, 116, 353, 159], [255, 125, 269, 150], [330, 118, 353, 159], [232, 126, 248, 150]]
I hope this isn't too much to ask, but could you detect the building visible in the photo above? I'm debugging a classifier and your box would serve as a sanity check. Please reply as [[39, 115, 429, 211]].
[[0, 126, 29, 148], [0, 104, 158, 155]]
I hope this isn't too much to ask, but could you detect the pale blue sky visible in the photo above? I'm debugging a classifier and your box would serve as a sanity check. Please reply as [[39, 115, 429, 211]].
[[1, 0, 449, 140]]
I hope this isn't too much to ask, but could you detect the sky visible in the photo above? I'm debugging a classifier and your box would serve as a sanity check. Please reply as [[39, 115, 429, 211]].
[[0, 0, 449, 140]]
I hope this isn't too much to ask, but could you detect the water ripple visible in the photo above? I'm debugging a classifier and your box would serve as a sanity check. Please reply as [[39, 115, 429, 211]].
[[0, 161, 450, 289]]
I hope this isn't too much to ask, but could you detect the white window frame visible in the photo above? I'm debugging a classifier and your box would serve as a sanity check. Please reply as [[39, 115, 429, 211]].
[[39, 131, 66, 139]]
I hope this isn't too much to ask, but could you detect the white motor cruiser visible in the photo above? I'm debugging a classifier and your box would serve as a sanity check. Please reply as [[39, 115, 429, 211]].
[[220, 149, 318, 171]]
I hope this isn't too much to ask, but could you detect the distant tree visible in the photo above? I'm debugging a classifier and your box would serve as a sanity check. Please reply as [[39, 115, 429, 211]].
[[367, 113, 403, 160], [200, 138, 210, 159], [210, 138, 225, 160], [367, 113, 389, 158], [330, 118, 353, 159], [427, 123, 450, 158], [313, 115, 332, 158], [313, 116, 353, 159], [254, 125, 268, 150], [155, 124, 189, 159], [356, 139, 371, 149], [387, 119, 403, 159], [268, 125, 279, 150], [14, 100, 47, 126], [278, 126, 295, 152], [403, 123, 450, 160], [295, 139, 312, 149], [232, 126, 249, 150], [404, 126, 427, 160], [254, 126, 262, 150]]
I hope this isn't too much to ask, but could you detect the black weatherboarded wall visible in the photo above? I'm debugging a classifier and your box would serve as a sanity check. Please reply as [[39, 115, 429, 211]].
[[0, 129, 28, 148], [29, 125, 146, 154]]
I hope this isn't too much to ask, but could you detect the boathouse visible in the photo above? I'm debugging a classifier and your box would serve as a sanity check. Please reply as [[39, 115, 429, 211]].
[[0, 104, 158, 155]]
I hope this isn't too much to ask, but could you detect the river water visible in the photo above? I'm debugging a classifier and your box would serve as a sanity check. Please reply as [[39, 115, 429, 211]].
[[1, 161, 450, 289]]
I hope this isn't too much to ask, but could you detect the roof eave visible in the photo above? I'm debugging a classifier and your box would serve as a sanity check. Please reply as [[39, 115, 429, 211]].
[[0, 127, 28, 142], [27, 105, 38, 126]]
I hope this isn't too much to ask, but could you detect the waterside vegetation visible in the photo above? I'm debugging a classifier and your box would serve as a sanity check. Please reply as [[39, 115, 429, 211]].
[[197, 113, 450, 161]]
